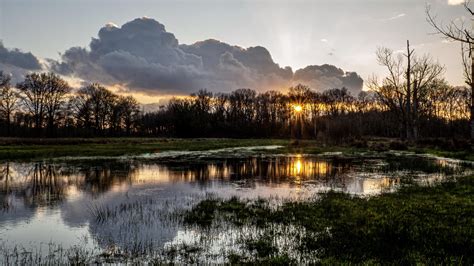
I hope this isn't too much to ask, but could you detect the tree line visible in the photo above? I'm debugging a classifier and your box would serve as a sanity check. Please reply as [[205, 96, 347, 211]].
[[0, 67, 470, 141], [1, 2, 473, 141], [0, 72, 140, 137]]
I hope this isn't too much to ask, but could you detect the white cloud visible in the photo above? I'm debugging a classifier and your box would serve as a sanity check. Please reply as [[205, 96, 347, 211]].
[[105, 22, 118, 28], [387, 13, 406, 21], [320, 38, 328, 43], [448, 0, 465, 5]]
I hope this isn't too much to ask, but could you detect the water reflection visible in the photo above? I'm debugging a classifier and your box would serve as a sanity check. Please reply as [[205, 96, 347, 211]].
[[0, 155, 468, 211], [0, 154, 470, 256]]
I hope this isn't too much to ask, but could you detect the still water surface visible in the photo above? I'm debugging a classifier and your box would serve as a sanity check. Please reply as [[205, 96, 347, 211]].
[[0, 151, 471, 262]]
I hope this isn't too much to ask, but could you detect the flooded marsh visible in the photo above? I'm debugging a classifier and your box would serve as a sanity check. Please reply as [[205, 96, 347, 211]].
[[0, 150, 473, 263]]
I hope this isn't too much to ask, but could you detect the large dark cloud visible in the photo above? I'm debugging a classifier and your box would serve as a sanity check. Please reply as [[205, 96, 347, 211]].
[[0, 42, 43, 83], [48, 17, 363, 94], [0, 42, 42, 70]]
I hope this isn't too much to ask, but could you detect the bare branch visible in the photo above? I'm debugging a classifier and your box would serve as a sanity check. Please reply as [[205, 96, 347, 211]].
[[426, 4, 473, 44]]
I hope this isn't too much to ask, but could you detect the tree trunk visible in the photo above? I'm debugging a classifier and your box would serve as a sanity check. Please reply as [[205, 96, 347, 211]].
[[471, 51, 474, 139], [6, 110, 11, 137], [406, 40, 413, 141], [413, 80, 419, 140], [471, 21, 474, 140]]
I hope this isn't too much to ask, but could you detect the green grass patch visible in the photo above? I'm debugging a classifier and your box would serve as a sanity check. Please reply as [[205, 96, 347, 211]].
[[412, 147, 474, 161], [0, 138, 371, 161], [1, 137, 472, 162], [184, 175, 474, 264], [0, 138, 289, 160]]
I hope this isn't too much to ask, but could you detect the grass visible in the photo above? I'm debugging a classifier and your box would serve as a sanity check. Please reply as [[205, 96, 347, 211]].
[[183, 175, 474, 264], [1, 137, 472, 162], [0, 137, 372, 161], [0, 138, 289, 160], [412, 147, 474, 161]]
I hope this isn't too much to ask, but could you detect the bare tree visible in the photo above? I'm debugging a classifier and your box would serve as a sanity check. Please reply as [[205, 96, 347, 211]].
[[44, 73, 71, 136], [0, 72, 18, 136], [368, 43, 444, 140], [427, 0, 474, 139], [17, 73, 70, 137], [116, 95, 140, 135], [17, 73, 48, 134], [75, 83, 117, 134], [368, 47, 407, 138], [411, 55, 444, 138]]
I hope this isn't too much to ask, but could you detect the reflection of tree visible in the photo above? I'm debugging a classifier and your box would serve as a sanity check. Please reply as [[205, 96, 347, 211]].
[[170, 157, 353, 189], [20, 163, 69, 208], [1, 158, 359, 212], [0, 161, 141, 211], [0, 162, 12, 210], [80, 161, 139, 194]]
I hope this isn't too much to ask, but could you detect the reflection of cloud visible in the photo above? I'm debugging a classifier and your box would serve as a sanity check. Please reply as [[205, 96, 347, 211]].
[[346, 176, 399, 195]]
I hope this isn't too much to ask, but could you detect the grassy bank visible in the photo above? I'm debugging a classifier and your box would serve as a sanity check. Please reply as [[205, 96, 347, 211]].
[[183, 175, 474, 264], [0, 138, 371, 161], [0, 138, 290, 160], [0, 137, 472, 161]]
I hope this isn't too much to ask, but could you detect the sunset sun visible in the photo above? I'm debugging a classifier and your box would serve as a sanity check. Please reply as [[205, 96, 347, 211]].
[[293, 104, 303, 113]]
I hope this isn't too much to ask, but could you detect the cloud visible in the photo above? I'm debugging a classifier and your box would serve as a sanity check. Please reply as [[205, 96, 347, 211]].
[[387, 13, 406, 20], [448, 0, 465, 5], [47, 17, 363, 94], [0, 42, 42, 70], [0, 42, 43, 83], [293, 65, 363, 94]]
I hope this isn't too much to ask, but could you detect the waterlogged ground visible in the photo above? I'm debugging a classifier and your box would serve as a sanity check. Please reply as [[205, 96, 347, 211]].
[[0, 146, 472, 263]]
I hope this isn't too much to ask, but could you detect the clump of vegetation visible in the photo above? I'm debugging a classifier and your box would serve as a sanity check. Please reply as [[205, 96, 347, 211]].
[[389, 139, 408, 150], [183, 175, 474, 264]]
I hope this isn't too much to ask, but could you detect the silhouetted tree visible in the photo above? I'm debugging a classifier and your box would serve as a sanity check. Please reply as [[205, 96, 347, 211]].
[[44, 74, 70, 137], [369, 44, 444, 140], [1, 69, 470, 140], [17, 72, 70, 136], [0, 72, 17, 136], [427, 0, 474, 139], [73, 83, 116, 135]]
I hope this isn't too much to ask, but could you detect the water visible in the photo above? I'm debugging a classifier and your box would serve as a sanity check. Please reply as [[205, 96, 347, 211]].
[[0, 151, 471, 263]]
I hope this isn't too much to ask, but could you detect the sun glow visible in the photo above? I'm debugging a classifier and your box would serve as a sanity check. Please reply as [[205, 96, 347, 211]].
[[293, 104, 303, 113]]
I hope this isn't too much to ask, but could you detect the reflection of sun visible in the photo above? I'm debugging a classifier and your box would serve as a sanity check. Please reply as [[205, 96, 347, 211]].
[[295, 159, 302, 175]]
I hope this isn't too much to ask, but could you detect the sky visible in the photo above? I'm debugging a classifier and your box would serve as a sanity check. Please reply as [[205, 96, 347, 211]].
[[0, 0, 469, 103]]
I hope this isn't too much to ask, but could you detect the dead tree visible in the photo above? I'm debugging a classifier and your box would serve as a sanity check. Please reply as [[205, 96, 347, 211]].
[[427, 0, 474, 139]]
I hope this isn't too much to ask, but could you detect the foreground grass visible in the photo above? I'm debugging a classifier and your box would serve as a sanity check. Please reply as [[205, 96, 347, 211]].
[[184, 175, 474, 264], [412, 147, 474, 161]]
